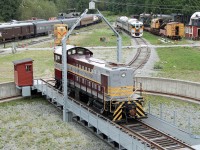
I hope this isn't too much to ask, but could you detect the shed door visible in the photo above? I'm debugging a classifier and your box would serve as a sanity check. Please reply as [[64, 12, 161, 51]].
[[198, 29, 200, 38], [101, 74, 108, 93]]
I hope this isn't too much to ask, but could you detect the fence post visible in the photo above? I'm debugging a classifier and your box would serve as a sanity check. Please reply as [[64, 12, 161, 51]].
[[140, 82, 142, 96], [148, 101, 151, 114], [160, 103, 163, 119], [173, 111, 176, 125], [188, 117, 191, 134]]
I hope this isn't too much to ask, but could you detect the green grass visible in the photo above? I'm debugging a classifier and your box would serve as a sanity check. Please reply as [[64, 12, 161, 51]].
[[70, 23, 132, 47], [0, 97, 48, 107], [143, 31, 189, 45], [155, 47, 200, 82], [144, 95, 200, 108], [0, 50, 54, 83], [143, 31, 161, 45]]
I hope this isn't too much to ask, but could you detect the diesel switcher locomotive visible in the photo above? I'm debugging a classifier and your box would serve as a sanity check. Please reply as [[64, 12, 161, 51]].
[[116, 16, 144, 37], [54, 45, 146, 122]]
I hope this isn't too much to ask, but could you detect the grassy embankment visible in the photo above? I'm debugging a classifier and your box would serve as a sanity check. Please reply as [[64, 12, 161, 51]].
[[143, 30, 200, 82], [143, 31, 189, 45], [31, 23, 132, 48], [0, 50, 54, 83], [153, 47, 200, 82]]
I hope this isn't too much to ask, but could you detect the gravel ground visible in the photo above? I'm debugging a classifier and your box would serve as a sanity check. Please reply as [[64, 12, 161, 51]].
[[0, 98, 113, 150], [133, 38, 160, 77]]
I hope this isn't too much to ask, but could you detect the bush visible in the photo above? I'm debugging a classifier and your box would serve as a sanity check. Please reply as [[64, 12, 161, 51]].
[[154, 62, 163, 69]]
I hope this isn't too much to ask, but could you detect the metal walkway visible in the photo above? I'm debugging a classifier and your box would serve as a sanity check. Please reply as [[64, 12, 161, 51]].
[[33, 79, 151, 150]]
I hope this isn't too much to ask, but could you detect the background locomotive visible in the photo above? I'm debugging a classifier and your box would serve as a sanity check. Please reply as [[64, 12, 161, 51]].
[[0, 14, 101, 43], [150, 18, 185, 39], [53, 45, 146, 122], [116, 16, 144, 37]]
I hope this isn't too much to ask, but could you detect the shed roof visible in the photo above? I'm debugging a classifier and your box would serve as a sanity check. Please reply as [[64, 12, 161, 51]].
[[13, 58, 33, 65]]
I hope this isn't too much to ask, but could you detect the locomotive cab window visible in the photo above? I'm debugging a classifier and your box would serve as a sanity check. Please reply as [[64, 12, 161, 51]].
[[55, 55, 61, 63], [25, 65, 32, 72], [68, 51, 71, 55]]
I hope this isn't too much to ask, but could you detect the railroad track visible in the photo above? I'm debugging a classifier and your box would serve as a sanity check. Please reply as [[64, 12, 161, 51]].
[[127, 38, 151, 70], [16, 37, 53, 48], [0, 96, 22, 103], [121, 120, 194, 150]]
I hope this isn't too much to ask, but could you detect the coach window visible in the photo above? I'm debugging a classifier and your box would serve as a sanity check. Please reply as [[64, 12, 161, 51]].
[[88, 81, 91, 87], [25, 65, 32, 72], [76, 76, 79, 82], [82, 78, 85, 84], [98, 85, 101, 92]]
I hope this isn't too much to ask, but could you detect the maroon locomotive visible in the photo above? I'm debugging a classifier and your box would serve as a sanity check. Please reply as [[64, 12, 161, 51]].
[[53, 45, 146, 122]]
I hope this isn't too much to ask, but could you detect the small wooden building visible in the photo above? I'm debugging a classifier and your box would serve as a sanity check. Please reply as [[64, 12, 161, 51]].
[[185, 25, 200, 40], [185, 12, 200, 40], [13, 58, 33, 87]]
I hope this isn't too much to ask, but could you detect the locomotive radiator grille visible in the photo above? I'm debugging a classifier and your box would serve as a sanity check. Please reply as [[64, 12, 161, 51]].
[[113, 102, 125, 121]]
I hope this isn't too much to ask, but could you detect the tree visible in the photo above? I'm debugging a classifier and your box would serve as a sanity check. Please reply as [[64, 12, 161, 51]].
[[17, 0, 58, 20], [0, 0, 22, 21]]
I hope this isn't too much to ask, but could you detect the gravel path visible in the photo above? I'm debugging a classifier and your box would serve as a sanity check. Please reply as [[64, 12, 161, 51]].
[[0, 98, 113, 150]]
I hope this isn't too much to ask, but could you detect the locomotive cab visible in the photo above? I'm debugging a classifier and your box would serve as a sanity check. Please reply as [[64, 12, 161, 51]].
[[128, 19, 144, 37]]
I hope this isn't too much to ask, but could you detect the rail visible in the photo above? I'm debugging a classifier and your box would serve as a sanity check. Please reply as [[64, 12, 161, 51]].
[[128, 38, 151, 70], [122, 120, 195, 150]]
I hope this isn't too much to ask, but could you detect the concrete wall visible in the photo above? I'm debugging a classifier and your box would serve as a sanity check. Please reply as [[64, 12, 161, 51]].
[[0, 82, 21, 99], [135, 77, 200, 100]]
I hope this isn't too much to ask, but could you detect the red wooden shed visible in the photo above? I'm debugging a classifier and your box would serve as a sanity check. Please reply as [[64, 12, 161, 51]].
[[185, 25, 200, 40], [13, 58, 33, 87]]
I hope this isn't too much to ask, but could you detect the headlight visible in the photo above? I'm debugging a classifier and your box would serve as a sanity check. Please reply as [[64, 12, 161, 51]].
[[121, 72, 126, 77], [131, 29, 135, 33]]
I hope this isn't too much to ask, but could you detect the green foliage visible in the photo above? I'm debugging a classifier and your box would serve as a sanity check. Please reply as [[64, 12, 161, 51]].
[[1, 0, 200, 22], [0, 0, 22, 21], [154, 62, 163, 69], [17, 0, 58, 20]]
